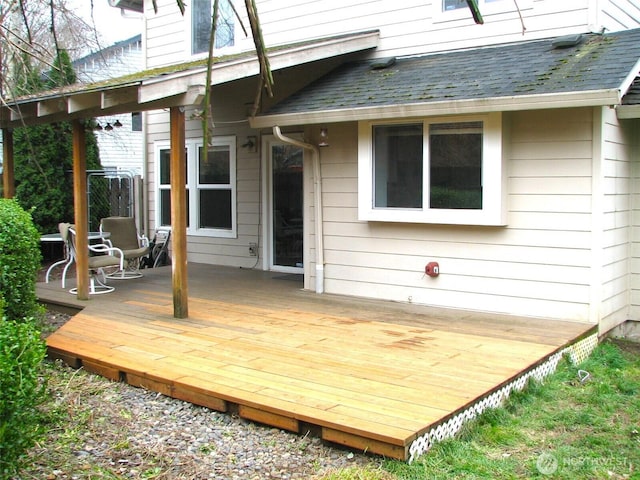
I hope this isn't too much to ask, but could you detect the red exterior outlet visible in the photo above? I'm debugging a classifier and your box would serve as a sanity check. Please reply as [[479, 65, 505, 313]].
[[425, 262, 440, 277]]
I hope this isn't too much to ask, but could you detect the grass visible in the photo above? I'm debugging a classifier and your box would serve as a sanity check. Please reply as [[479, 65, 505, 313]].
[[320, 338, 640, 480]]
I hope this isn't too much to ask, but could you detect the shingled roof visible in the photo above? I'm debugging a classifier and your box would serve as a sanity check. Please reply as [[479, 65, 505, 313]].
[[252, 28, 640, 127]]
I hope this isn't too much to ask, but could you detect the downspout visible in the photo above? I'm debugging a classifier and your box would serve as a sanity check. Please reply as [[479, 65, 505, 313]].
[[273, 126, 325, 294]]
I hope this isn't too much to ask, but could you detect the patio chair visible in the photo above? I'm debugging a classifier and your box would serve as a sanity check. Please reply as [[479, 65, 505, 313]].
[[140, 227, 172, 269], [64, 224, 124, 295], [99, 216, 150, 279]]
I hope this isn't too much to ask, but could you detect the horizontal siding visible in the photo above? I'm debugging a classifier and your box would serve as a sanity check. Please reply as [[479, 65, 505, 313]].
[[600, 107, 634, 331], [308, 109, 598, 321], [601, 0, 640, 30], [145, 0, 614, 68]]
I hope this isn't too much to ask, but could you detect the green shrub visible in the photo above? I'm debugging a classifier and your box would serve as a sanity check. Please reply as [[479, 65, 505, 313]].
[[0, 199, 43, 321], [0, 313, 47, 479]]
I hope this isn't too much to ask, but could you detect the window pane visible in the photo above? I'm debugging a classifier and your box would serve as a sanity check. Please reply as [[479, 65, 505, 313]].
[[192, 0, 235, 55], [131, 112, 142, 132], [443, 0, 467, 10], [192, 0, 211, 55], [160, 189, 190, 227], [429, 122, 483, 209], [160, 148, 188, 185], [159, 149, 170, 185], [216, 0, 235, 48], [199, 146, 230, 184], [199, 189, 232, 229], [373, 124, 423, 208]]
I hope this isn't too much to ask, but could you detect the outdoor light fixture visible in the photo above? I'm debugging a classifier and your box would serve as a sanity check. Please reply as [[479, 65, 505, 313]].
[[94, 118, 124, 131], [319, 128, 329, 147]]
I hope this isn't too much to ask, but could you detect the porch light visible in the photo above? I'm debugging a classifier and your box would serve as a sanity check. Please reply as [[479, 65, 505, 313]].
[[319, 128, 329, 147], [94, 119, 124, 131]]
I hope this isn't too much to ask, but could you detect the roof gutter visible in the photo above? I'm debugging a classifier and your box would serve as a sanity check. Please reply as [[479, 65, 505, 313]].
[[251, 89, 622, 128], [273, 126, 325, 294]]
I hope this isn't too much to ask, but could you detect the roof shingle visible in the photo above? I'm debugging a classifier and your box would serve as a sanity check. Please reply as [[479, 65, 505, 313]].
[[261, 28, 640, 117]]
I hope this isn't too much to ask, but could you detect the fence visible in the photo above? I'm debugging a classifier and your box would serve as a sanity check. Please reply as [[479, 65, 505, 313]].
[[87, 169, 144, 232]]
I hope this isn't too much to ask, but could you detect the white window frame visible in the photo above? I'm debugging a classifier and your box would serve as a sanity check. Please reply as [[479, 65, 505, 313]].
[[155, 136, 237, 238], [188, 0, 237, 58], [357, 113, 505, 226]]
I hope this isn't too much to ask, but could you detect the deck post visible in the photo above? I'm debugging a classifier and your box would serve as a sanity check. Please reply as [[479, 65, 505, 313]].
[[170, 106, 189, 318], [72, 120, 90, 300], [2, 128, 15, 198]]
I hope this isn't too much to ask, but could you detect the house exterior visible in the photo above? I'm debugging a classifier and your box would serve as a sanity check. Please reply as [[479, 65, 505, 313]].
[[74, 35, 144, 176], [102, 1, 640, 332]]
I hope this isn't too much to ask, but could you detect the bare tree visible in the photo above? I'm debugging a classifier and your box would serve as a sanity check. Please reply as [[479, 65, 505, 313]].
[[0, 0, 101, 100]]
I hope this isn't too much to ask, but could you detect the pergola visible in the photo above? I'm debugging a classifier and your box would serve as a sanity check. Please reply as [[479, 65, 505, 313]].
[[0, 31, 379, 317]]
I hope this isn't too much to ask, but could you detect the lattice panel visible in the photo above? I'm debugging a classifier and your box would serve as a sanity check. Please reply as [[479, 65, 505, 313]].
[[408, 333, 598, 463]]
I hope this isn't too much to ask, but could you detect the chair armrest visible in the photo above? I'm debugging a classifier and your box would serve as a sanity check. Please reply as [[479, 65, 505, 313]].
[[89, 243, 125, 268]]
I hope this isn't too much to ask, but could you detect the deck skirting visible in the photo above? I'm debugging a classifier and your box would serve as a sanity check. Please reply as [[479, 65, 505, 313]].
[[408, 333, 598, 462]]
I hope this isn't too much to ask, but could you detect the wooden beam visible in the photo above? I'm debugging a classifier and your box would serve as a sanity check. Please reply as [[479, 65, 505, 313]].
[[2, 129, 15, 198], [102, 86, 138, 109], [170, 106, 188, 318], [38, 98, 67, 117], [72, 120, 90, 300]]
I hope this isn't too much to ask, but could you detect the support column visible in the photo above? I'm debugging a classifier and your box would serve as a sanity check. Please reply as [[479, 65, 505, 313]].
[[170, 107, 188, 318], [72, 120, 89, 300], [2, 128, 15, 198]]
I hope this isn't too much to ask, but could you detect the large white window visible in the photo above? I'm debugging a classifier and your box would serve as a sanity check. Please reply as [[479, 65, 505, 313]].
[[191, 0, 235, 56], [358, 113, 505, 226], [155, 136, 237, 237]]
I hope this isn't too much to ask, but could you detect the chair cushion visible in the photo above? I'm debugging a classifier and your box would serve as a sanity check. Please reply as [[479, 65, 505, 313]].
[[120, 246, 150, 259], [89, 255, 121, 269]]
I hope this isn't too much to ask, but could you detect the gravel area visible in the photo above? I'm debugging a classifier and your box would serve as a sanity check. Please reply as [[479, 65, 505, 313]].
[[23, 311, 381, 479]]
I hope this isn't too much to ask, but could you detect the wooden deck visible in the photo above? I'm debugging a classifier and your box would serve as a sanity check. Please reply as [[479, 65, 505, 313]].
[[39, 263, 597, 461]]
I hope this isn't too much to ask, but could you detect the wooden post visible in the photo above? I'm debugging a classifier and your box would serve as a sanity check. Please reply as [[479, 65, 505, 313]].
[[170, 107, 189, 318], [72, 120, 90, 300], [2, 128, 15, 198]]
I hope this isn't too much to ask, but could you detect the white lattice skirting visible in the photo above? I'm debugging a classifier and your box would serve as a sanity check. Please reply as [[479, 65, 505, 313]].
[[408, 333, 599, 463]]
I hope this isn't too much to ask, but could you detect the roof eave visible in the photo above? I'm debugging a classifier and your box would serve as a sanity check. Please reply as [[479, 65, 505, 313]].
[[250, 89, 623, 128], [0, 30, 380, 129], [616, 104, 640, 119]]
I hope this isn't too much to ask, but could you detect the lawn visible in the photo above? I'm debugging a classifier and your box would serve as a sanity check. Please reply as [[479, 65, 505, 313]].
[[321, 338, 640, 480]]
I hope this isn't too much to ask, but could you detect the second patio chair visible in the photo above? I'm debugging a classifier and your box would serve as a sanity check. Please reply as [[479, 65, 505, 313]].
[[99, 216, 150, 279], [64, 224, 124, 295]]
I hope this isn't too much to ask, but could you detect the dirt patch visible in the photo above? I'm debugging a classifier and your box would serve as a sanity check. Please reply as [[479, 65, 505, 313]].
[[608, 337, 640, 357]]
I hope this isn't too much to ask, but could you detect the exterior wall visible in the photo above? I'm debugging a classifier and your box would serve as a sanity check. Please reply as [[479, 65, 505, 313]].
[[627, 119, 640, 323], [598, 107, 635, 332], [145, 0, 640, 70], [304, 108, 598, 322], [145, 78, 263, 267], [138, 0, 640, 324], [597, 0, 640, 31]]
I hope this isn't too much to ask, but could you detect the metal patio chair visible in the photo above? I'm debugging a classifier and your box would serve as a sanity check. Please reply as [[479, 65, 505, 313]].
[[99, 216, 150, 279], [63, 224, 124, 295]]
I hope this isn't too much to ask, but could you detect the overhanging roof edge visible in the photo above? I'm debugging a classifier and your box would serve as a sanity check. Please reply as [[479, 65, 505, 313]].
[[1, 29, 380, 128], [249, 90, 622, 128]]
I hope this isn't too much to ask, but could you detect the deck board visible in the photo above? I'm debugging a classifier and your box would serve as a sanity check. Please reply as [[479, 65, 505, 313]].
[[40, 263, 596, 460]]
